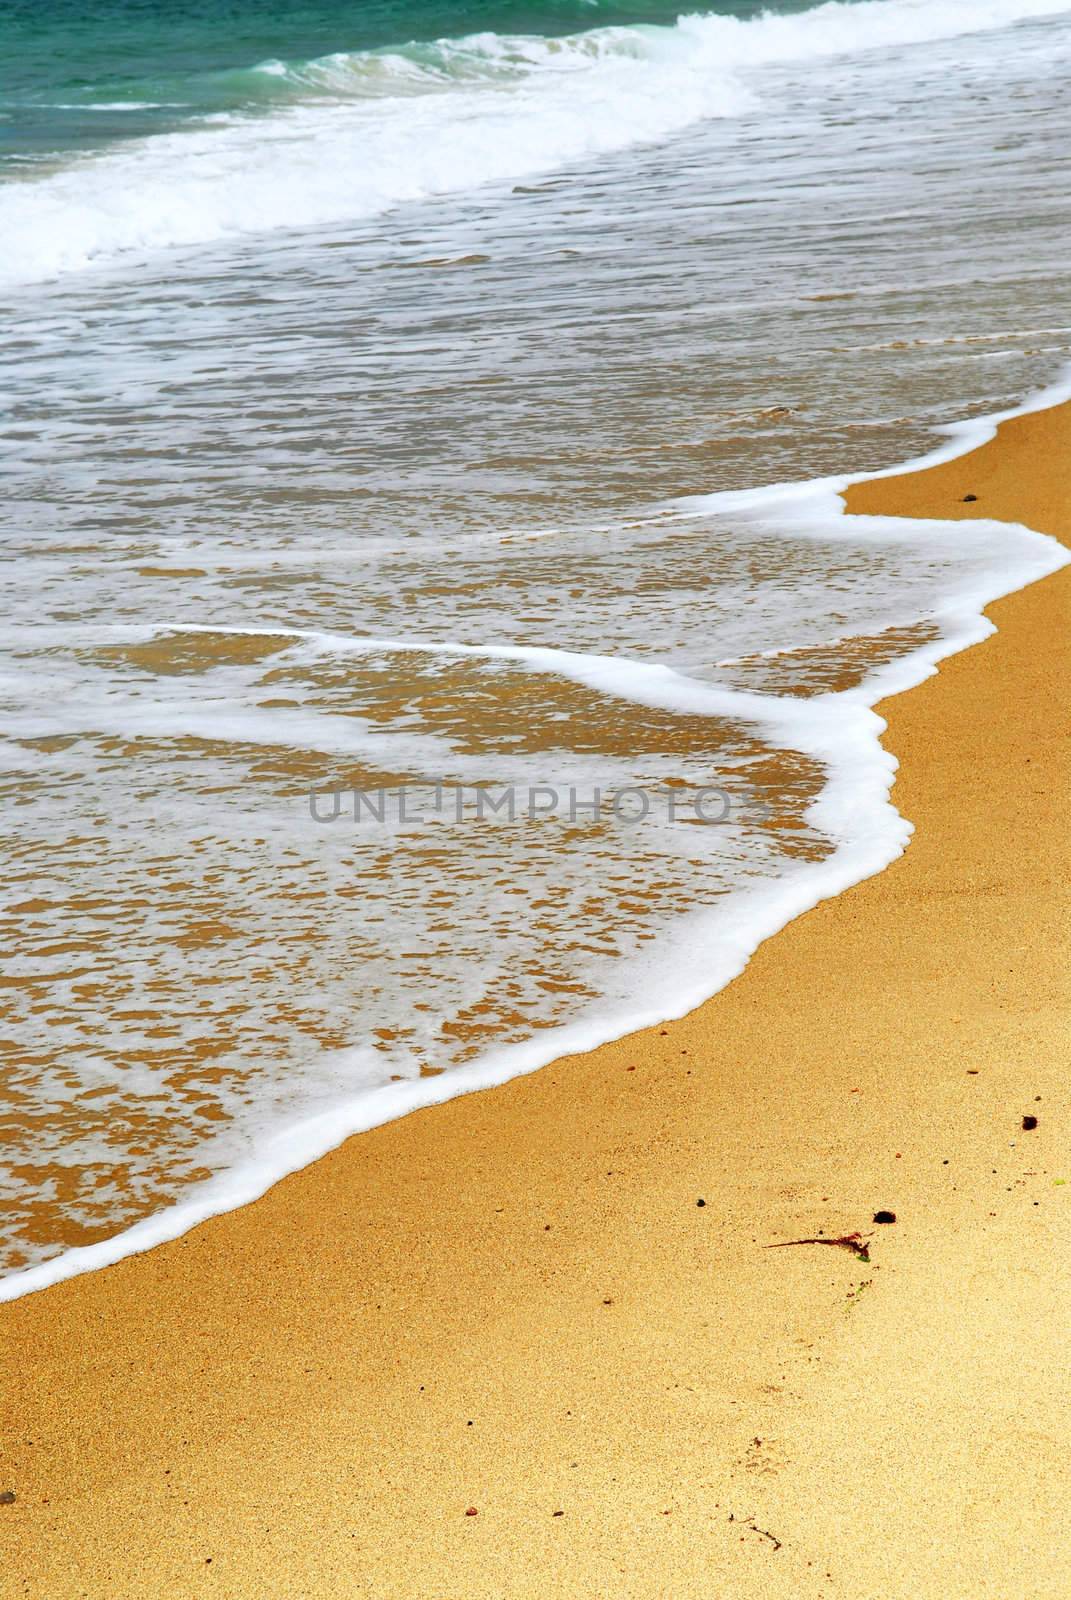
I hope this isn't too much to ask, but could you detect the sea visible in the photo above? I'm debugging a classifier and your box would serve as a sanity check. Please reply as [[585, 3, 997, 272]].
[[1, 0, 1069, 1296]]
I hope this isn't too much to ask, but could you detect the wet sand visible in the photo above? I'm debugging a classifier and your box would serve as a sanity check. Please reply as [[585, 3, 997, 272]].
[[2, 401, 1069, 1598]]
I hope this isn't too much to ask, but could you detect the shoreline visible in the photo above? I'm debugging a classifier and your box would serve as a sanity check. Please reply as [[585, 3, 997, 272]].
[[3, 372, 1068, 1307], [3, 398, 1070, 1597]]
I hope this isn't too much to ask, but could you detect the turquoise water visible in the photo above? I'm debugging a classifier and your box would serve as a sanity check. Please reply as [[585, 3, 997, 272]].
[[1, 0, 808, 166]]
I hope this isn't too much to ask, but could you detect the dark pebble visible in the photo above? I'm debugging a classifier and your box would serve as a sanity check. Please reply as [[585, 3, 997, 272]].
[[0, 1491, 15, 1506], [962, 493, 978, 502], [696, 1198, 706, 1207], [1022, 1115, 1038, 1130], [873, 1210, 897, 1224]]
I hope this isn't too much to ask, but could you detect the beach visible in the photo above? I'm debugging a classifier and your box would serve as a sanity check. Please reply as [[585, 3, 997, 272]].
[[6, 0, 1071, 1283], [2, 399, 1067, 1595]]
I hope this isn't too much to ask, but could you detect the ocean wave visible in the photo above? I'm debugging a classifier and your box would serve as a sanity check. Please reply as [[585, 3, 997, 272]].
[[2, 0, 1069, 284], [239, 0, 1071, 102]]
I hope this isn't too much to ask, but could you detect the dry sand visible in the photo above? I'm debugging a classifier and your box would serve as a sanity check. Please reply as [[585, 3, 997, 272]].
[[2, 401, 1069, 1599]]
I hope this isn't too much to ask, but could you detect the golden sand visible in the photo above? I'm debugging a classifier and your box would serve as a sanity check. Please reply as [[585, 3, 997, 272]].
[[2, 402, 1069, 1599]]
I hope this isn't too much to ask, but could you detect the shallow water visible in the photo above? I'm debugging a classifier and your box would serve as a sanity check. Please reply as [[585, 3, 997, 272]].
[[2, 0, 1070, 1285]]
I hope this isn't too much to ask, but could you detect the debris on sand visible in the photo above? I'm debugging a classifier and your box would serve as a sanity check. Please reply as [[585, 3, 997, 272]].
[[765, 1231, 871, 1262]]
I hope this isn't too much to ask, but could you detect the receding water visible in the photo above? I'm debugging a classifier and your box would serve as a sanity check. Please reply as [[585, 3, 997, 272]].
[[1, 0, 1070, 1286]]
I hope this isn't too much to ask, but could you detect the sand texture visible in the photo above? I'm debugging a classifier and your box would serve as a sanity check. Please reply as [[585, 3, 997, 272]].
[[2, 402, 1069, 1598]]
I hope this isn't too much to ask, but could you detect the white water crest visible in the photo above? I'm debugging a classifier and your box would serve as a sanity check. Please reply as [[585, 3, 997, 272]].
[[2, 0, 1070, 283]]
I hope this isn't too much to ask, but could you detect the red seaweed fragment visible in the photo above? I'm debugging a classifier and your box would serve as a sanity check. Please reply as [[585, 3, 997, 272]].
[[765, 1231, 871, 1262]]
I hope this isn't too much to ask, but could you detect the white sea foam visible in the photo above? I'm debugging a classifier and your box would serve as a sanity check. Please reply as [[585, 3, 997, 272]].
[[2, 0, 1069, 284], [2, 366, 1068, 1304]]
